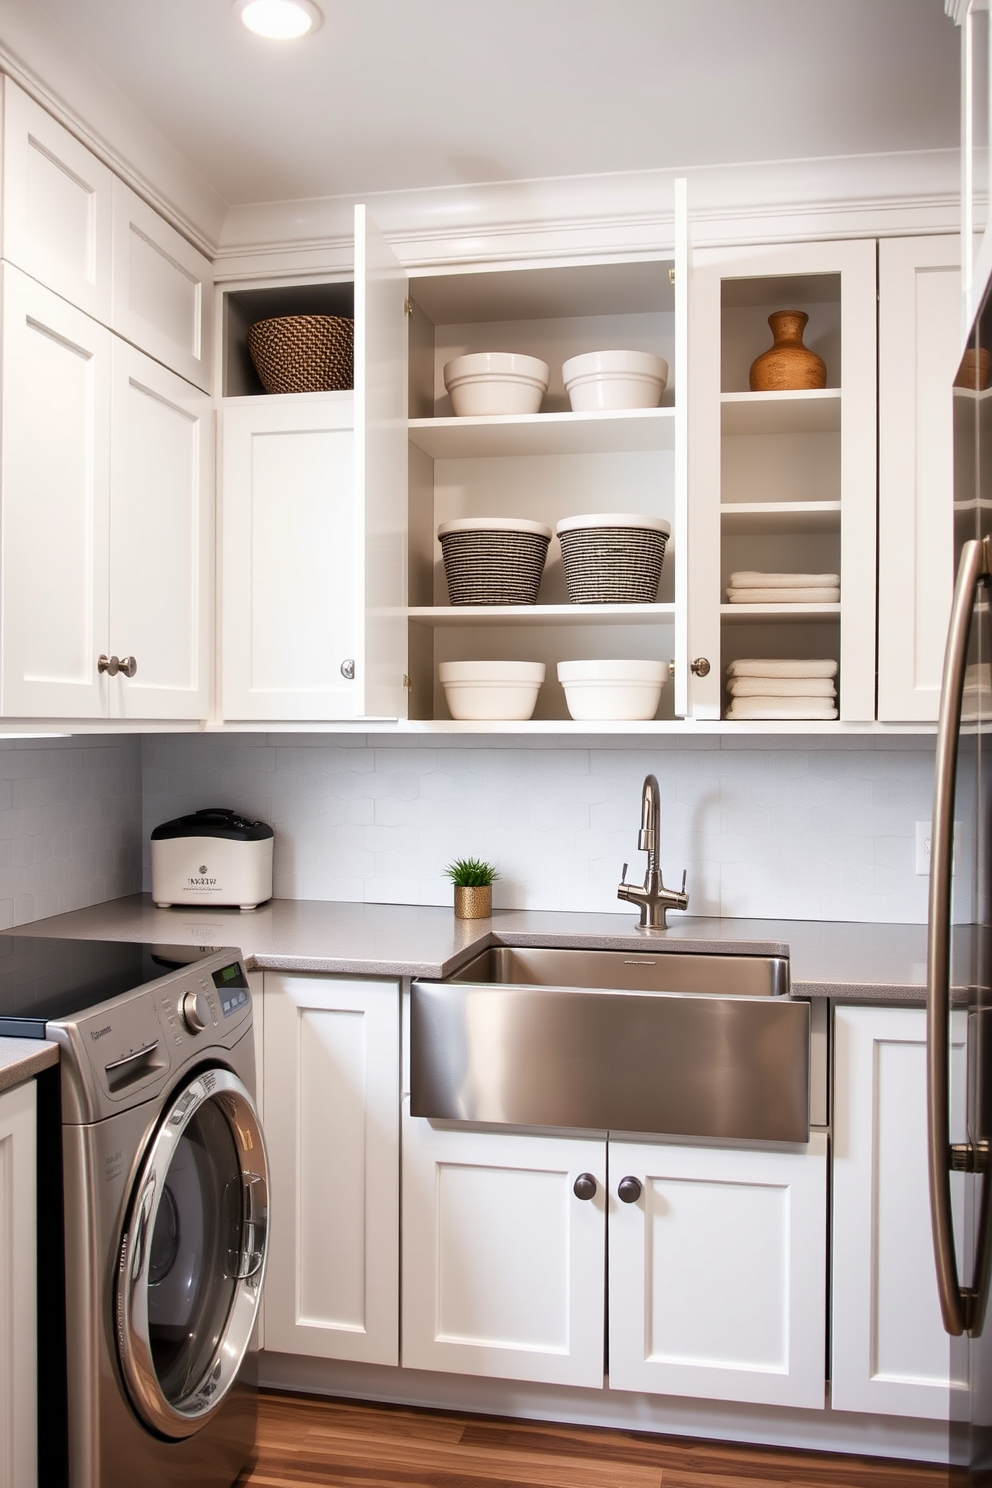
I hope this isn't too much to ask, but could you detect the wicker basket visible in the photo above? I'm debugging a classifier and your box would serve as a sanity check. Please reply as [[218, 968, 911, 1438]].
[[246, 314, 354, 394], [556, 514, 671, 604], [438, 518, 552, 606]]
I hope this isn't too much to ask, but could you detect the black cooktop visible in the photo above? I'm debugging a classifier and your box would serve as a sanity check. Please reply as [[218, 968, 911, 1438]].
[[0, 936, 221, 1037]]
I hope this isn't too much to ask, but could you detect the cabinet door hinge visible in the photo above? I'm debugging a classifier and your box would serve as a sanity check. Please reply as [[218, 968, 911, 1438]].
[[404, 297, 414, 318], [403, 674, 413, 690], [669, 267, 676, 286]]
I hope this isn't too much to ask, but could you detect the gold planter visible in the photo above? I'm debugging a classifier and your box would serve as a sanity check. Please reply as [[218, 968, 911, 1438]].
[[454, 885, 492, 920]]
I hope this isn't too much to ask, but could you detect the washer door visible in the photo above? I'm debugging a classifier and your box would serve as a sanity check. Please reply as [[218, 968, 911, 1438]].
[[115, 1066, 268, 1438]]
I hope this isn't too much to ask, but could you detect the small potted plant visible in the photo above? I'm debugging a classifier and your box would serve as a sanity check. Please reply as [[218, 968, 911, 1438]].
[[444, 857, 500, 920]]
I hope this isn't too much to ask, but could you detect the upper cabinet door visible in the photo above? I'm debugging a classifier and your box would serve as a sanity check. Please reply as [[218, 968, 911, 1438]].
[[111, 181, 213, 391], [877, 237, 960, 723], [109, 341, 213, 720], [672, 178, 690, 717], [1, 264, 111, 718], [353, 204, 408, 720], [1, 79, 114, 324]]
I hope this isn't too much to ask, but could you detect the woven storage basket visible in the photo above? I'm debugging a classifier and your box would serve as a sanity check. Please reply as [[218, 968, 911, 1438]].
[[246, 314, 354, 394], [557, 514, 671, 604], [438, 518, 552, 606]]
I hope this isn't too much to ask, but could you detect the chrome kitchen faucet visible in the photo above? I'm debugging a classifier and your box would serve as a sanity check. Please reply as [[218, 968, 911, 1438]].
[[617, 773, 689, 930]]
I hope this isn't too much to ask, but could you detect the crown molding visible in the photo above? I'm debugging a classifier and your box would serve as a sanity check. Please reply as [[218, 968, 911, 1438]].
[[213, 148, 961, 280], [0, 0, 227, 254]]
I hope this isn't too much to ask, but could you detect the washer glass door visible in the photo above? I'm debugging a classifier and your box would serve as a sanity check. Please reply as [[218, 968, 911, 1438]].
[[116, 1066, 268, 1438]]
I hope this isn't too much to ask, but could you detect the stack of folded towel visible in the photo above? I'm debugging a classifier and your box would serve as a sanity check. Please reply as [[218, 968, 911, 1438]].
[[725, 571, 840, 604], [725, 658, 839, 720]]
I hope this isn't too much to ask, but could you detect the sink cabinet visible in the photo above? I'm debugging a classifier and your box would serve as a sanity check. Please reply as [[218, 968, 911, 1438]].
[[0, 1080, 37, 1488], [401, 1107, 828, 1407], [260, 973, 400, 1366]]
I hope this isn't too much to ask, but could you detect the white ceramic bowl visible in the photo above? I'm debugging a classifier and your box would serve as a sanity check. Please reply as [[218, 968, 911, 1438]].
[[562, 350, 669, 412], [443, 352, 551, 417], [556, 659, 668, 721], [439, 660, 546, 720]]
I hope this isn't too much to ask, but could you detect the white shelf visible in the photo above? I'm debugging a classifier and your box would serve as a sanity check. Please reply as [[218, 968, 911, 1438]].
[[408, 406, 676, 458], [720, 602, 841, 625], [720, 389, 842, 435], [720, 501, 841, 535], [409, 603, 676, 628]]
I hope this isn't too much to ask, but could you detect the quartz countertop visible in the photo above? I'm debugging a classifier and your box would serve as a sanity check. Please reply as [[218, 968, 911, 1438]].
[[11, 894, 934, 1002], [0, 1035, 58, 1094]]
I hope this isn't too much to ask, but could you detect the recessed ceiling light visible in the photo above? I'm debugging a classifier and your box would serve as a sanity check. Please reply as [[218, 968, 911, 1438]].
[[234, 0, 323, 40]]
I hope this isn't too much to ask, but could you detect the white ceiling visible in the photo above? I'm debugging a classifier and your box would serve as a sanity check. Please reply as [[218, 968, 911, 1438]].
[[23, 0, 960, 208]]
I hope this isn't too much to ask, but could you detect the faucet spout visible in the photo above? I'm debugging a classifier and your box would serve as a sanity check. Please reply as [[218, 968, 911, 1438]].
[[618, 773, 689, 931]]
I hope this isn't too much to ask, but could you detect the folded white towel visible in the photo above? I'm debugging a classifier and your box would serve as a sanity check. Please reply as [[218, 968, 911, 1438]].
[[726, 587, 840, 604], [728, 571, 840, 589], [727, 658, 838, 679], [726, 698, 839, 721], [728, 676, 836, 698]]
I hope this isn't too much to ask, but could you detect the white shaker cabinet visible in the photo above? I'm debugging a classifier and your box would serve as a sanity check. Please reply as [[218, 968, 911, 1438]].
[[0, 1080, 37, 1488], [608, 1135, 827, 1409], [1, 78, 114, 324], [0, 264, 213, 719], [831, 1005, 968, 1419], [401, 1111, 606, 1387], [877, 236, 961, 723], [219, 205, 408, 722], [261, 973, 400, 1366]]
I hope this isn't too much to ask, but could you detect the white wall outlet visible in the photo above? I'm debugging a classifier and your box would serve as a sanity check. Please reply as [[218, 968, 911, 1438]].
[[915, 821, 931, 876]]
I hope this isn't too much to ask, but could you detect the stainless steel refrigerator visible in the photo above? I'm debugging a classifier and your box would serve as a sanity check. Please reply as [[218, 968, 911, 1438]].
[[929, 289, 992, 1485]]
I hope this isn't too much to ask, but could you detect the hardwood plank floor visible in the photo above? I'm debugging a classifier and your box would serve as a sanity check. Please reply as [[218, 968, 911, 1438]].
[[238, 1391, 952, 1488]]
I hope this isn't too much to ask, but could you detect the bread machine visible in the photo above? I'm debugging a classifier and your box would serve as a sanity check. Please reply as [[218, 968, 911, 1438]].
[[151, 807, 273, 910]]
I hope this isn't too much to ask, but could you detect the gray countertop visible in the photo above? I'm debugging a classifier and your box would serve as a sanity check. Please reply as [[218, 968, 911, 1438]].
[[11, 893, 933, 1002], [0, 1035, 58, 1095]]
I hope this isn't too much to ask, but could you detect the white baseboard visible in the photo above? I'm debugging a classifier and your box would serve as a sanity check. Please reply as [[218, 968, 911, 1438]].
[[257, 1352, 952, 1465]]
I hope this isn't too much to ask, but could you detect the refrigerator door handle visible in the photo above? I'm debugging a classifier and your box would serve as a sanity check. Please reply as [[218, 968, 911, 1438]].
[[927, 534, 990, 1338]]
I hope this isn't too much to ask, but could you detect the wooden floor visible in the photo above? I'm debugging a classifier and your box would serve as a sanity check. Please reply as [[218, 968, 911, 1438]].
[[238, 1390, 953, 1488]]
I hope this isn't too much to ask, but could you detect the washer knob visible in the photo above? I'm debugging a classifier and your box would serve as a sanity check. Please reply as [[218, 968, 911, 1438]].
[[181, 990, 211, 1034]]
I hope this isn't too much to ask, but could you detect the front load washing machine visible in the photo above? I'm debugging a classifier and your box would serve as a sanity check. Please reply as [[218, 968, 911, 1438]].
[[0, 934, 269, 1487]]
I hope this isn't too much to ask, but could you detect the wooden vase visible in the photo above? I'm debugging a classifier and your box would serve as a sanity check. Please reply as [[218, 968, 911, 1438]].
[[748, 310, 827, 392], [454, 885, 492, 919]]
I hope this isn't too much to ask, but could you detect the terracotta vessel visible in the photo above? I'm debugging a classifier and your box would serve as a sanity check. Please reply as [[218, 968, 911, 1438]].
[[749, 310, 827, 392], [454, 885, 492, 920], [953, 346, 992, 391]]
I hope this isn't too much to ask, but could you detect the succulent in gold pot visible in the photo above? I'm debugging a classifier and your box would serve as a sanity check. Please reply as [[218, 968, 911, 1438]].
[[445, 857, 500, 920]]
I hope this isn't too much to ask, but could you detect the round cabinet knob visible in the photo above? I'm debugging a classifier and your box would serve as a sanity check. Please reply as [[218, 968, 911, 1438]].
[[617, 1176, 643, 1204], [690, 657, 711, 677], [118, 655, 138, 679], [340, 659, 356, 680], [98, 654, 119, 676], [573, 1173, 597, 1201], [180, 990, 211, 1034]]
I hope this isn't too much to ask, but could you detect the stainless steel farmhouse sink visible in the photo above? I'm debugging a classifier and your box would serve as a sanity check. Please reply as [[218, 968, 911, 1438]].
[[411, 946, 810, 1144]]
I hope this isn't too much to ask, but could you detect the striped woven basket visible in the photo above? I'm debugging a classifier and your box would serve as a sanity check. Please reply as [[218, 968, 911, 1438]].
[[438, 521, 552, 606], [246, 314, 354, 394], [557, 519, 669, 604]]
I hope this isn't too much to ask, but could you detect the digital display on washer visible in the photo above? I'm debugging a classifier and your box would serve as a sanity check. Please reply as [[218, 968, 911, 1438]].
[[212, 961, 249, 1016]]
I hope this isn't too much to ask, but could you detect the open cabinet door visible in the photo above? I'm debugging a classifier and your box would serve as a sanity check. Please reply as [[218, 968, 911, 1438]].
[[673, 179, 689, 719], [354, 205, 409, 719]]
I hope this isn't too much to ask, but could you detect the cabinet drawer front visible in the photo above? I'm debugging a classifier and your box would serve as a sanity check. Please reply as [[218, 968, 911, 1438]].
[[1, 79, 114, 323], [402, 1112, 606, 1388], [608, 1135, 827, 1409], [112, 180, 213, 391]]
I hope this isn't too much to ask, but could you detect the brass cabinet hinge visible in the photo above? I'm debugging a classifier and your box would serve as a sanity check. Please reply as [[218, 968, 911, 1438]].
[[669, 267, 676, 286], [404, 297, 414, 317], [403, 674, 413, 690]]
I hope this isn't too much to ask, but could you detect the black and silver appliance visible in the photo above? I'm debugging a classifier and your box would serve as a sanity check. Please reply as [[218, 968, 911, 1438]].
[[928, 286, 992, 1482], [0, 934, 268, 1488]]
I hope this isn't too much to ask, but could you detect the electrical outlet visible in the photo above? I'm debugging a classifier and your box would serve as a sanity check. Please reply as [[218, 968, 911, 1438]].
[[915, 821, 931, 875]]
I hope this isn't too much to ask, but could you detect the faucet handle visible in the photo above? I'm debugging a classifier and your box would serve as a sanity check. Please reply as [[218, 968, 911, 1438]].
[[621, 862, 629, 882], [680, 869, 687, 894]]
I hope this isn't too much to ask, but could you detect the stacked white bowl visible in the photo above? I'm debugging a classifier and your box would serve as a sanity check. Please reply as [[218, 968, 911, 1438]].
[[443, 353, 550, 416], [562, 350, 668, 412], [557, 659, 668, 720], [439, 660, 546, 720]]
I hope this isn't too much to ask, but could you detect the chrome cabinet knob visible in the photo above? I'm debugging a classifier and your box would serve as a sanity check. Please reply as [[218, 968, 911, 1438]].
[[340, 659, 356, 680], [618, 1176, 643, 1204], [180, 990, 211, 1034], [98, 654, 138, 678], [690, 657, 711, 677], [573, 1173, 597, 1201]]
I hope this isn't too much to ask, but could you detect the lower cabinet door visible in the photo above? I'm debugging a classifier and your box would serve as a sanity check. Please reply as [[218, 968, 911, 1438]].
[[0, 1081, 37, 1488], [831, 1005, 968, 1419], [402, 1109, 606, 1387], [261, 973, 399, 1364], [608, 1135, 828, 1408]]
